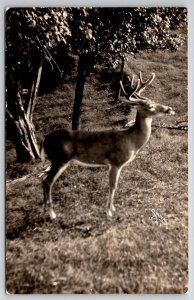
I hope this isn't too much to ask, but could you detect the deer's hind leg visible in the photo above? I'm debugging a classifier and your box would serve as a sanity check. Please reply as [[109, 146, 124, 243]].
[[42, 161, 69, 219]]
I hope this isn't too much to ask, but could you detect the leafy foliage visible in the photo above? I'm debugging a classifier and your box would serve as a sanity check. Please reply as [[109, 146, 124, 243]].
[[6, 8, 70, 55], [164, 7, 187, 29], [6, 7, 187, 83], [67, 7, 187, 68], [6, 8, 71, 88]]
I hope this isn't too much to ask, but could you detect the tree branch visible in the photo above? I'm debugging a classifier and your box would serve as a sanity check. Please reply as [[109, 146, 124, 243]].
[[152, 124, 188, 131]]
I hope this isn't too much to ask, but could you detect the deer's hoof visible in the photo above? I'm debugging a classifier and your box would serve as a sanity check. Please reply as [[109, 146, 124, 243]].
[[111, 205, 116, 212], [106, 209, 113, 218], [49, 209, 56, 220]]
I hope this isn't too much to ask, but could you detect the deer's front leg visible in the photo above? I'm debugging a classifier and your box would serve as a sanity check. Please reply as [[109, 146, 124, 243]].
[[106, 165, 122, 217], [42, 162, 69, 219]]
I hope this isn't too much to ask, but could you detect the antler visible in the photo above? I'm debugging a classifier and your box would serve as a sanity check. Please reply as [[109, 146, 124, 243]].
[[120, 72, 155, 104]]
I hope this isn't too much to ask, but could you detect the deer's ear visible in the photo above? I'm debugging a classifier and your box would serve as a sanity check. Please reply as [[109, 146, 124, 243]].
[[120, 99, 139, 106]]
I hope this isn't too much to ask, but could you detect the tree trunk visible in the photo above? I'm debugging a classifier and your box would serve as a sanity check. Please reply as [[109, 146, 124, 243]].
[[72, 54, 88, 130], [26, 60, 43, 122], [6, 61, 42, 162], [115, 57, 125, 101], [6, 95, 40, 162]]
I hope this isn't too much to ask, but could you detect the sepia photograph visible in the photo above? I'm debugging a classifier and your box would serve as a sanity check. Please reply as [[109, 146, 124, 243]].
[[5, 7, 188, 294]]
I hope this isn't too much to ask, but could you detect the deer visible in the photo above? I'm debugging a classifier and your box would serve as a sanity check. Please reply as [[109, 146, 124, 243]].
[[40, 72, 175, 220]]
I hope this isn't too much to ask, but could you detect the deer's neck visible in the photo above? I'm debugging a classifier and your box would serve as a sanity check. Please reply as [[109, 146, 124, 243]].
[[131, 111, 152, 149]]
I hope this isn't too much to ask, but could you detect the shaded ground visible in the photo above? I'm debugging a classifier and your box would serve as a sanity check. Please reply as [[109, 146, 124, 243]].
[[6, 30, 188, 294]]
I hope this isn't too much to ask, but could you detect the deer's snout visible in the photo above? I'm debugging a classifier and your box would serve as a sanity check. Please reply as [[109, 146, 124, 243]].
[[166, 106, 175, 115]]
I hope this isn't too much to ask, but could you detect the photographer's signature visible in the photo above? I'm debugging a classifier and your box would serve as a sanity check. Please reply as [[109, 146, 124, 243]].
[[149, 209, 167, 226]]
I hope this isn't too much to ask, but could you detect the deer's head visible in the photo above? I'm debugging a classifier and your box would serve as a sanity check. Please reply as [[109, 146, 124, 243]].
[[120, 72, 175, 117]]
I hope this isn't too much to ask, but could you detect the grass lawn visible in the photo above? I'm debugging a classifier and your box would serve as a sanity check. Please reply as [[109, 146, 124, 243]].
[[6, 30, 188, 294]]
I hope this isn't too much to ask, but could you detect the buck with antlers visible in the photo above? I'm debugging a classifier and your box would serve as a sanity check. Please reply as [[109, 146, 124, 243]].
[[40, 72, 175, 219]]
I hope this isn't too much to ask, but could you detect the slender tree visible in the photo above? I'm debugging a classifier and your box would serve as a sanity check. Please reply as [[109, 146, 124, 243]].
[[6, 8, 70, 161]]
